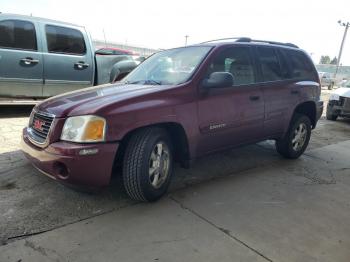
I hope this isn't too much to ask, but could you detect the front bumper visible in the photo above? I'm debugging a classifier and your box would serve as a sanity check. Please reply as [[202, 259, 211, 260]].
[[328, 99, 350, 117], [21, 128, 119, 188]]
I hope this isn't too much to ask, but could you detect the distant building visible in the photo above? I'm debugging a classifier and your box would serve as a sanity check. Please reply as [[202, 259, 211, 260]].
[[316, 64, 350, 80]]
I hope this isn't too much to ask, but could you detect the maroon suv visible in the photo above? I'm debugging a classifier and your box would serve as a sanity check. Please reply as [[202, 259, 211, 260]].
[[21, 38, 324, 201]]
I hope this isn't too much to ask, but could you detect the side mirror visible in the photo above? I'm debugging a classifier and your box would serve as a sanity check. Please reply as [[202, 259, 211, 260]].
[[137, 56, 146, 63], [202, 72, 234, 89]]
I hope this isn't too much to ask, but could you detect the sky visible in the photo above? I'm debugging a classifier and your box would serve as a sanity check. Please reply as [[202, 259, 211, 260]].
[[2, 0, 350, 65]]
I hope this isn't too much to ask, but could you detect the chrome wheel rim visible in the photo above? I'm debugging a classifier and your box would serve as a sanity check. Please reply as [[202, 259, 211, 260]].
[[149, 142, 170, 189], [292, 123, 307, 151]]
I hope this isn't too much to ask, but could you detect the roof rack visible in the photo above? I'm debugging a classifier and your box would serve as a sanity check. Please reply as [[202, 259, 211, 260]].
[[201, 37, 299, 48], [236, 37, 299, 48], [200, 37, 243, 44]]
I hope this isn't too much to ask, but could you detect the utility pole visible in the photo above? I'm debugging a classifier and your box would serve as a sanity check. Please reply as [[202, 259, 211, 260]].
[[102, 29, 107, 47], [334, 20, 349, 79], [185, 35, 189, 46]]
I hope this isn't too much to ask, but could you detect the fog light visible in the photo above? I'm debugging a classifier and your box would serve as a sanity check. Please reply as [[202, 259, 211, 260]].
[[53, 162, 69, 178], [79, 148, 99, 156]]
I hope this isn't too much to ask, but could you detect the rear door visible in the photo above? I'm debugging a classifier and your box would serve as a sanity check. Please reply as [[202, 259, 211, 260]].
[[255, 46, 300, 137], [281, 49, 320, 111], [41, 24, 94, 96], [197, 46, 265, 154], [0, 18, 43, 97]]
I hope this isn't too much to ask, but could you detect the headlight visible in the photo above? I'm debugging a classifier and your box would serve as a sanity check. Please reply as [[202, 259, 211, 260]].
[[329, 93, 340, 101], [28, 110, 35, 126], [61, 115, 106, 143]]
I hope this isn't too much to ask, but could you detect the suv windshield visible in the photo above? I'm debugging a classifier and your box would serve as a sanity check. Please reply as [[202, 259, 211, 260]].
[[123, 46, 212, 85]]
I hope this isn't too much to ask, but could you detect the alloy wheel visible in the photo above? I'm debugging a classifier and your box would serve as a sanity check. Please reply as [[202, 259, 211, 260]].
[[292, 123, 307, 151], [149, 142, 170, 189]]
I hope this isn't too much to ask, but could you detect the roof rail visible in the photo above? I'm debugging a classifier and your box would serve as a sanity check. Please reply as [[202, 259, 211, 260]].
[[200, 37, 244, 44], [236, 38, 299, 48], [200, 37, 299, 48]]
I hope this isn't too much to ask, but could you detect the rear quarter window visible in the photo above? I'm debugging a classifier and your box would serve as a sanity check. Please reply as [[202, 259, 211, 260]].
[[45, 25, 86, 55], [282, 49, 317, 81]]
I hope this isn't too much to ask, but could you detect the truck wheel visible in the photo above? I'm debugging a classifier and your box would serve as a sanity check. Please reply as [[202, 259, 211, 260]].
[[326, 106, 338, 121], [275, 114, 311, 159], [123, 127, 173, 202]]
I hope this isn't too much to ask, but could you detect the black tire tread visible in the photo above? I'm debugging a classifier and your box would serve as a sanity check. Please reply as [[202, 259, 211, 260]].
[[123, 128, 155, 202], [326, 106, 338, 121], [276, 113, 311, 159]]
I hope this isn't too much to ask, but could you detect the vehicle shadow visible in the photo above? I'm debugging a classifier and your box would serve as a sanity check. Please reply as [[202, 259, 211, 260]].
[[337, 117, 350, 124], [0, 105, 34, 118]]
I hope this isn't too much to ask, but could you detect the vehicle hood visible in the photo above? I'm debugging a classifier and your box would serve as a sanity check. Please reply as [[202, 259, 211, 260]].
[[36, 83, 173, 117], [331, 87, 350, 98]]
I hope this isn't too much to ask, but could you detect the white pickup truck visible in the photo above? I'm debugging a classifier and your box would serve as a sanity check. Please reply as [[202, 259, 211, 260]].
[[327, 80, 350, 120]]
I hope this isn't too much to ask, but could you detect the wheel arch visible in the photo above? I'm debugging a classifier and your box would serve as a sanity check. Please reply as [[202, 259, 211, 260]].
[[110, 60, 138, 83], [114, 122, 191, 169], [292, 101, 317, 128]]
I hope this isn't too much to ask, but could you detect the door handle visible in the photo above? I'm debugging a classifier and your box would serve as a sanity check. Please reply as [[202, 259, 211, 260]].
[[20, 57, 39, 65], [291, 90, 299, 95], [249, 95, 260, 101], [74, 62, 89, 70]]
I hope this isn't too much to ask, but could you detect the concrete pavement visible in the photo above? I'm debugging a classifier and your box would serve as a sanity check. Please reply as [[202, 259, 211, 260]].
[[1, 140, 349, 262]]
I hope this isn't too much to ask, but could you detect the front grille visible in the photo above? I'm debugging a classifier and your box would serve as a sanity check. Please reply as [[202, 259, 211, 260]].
[[342, 97, 350, 109], [339, 97, 345, 107], [28, 111, 55, 145]]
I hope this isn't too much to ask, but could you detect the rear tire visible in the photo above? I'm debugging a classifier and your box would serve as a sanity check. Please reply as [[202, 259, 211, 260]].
[[275, 114, 311, 159], [123, 127, 173, 202]]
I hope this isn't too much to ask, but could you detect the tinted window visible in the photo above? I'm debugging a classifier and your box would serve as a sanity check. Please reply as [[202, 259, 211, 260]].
[[276, 49, 290, 79], [207, 47, 255, 85], [257, 47, 283, 81], [283, 50, 316, 80], [0, 20, 37, 50], [46, 25, 86, 55]]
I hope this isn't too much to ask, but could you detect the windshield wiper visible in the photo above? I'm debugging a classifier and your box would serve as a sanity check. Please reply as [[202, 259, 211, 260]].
[[125, 80, 162, 85]]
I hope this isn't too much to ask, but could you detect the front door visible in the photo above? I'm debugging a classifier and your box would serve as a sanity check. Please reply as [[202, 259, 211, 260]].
[[0, 19, 43, 97], [197, 46, 265, 154], [41, 24, 94, 97]]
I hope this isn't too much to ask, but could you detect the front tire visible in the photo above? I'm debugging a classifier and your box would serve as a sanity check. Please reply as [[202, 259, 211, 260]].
[[328, 82, 334, 90], [326, 105, 338, 121], [123, 127, 173, 202], [275, 114, 311, 159]]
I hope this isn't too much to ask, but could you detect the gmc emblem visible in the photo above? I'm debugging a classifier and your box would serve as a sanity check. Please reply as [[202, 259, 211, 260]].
[[33, 119, 45, 131]]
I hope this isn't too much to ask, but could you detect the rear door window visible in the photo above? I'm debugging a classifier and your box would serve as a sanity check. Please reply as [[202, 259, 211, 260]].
[[276, 49, 290, 79], [0, 20, 37, 51], [282, 49, 316, 81], [256, 47, 283, 82], [45, 25, 86, 55]]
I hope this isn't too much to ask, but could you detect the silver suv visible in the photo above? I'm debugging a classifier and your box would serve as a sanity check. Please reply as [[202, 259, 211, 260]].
[[318, 72, 335, 90]]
